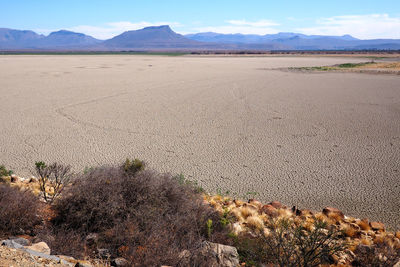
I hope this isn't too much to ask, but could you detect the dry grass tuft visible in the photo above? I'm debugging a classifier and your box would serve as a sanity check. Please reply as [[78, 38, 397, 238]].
[[373, 234, 385, 244], [360, 237, 373, 246], [246, 215, 264, 230], [240, 206, 257, 219], [343, 227, 359, 238], [357, 219, 371, 231]]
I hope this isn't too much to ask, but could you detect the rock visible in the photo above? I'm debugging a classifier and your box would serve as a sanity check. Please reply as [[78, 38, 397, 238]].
[[323, 207, 344, 220], [179, 241, 239, 267], [233, 199, 245, 207], [370, 221, 385, 231], [300, 209, 314, 216], [29, 176, 38, 183], [25, 241, 51, 255], [10, 237, 30, 246], [24, 247, 60, 261], [395, 231, 400, 239], [201, 241, 240, 267], [394, 260, 400, 267], [10, 175, 20, 183], [74, 261, 93, 267], [269, 201, 283, 209], [248, 199, 262, 208], [112, 257, 129, 266], [0, 245, 65, 267], [291, 206, 302, 216], [1, 239, 24, 249], [261, 204, 278, 217]]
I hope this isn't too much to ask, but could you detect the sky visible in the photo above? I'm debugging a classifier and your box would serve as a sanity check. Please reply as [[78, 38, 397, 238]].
[[1, 0, 400, 40]]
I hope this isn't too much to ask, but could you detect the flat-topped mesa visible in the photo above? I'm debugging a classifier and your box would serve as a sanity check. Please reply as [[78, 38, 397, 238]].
[[142, 25, 173, 31], [103, 24, 201, 49]]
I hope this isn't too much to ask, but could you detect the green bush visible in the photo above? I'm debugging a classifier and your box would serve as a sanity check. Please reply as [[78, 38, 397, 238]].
[[123, 158, 145, 174], [0, 165, 13, 179]]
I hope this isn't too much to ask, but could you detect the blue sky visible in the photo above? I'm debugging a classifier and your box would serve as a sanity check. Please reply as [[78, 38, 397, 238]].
[[1, 0, 400, 39]]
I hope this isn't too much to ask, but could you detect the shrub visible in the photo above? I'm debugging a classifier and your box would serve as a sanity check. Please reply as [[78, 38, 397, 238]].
[[232, 218, 347, 267], [352, 242, 400, 267], [0, 184, 42, 238], [122, 158, 145, 174], [49, 164, 224, 266], [35, 161, 72, 203], [0, 165, 13, 180]]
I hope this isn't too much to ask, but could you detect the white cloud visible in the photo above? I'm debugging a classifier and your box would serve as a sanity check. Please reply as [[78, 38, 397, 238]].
[[194, 19, 280, 35], [296, 14, 400, 39], [227, 19, 279, 27], [36, 21, 182, 40]]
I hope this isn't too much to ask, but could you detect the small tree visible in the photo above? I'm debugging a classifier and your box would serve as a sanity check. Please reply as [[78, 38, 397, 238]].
[[48, 163, 72, 202], [35, 161, 72, 203]]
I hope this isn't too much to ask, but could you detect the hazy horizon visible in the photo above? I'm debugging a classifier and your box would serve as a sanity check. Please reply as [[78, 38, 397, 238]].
[[1, 0, 400, 40]]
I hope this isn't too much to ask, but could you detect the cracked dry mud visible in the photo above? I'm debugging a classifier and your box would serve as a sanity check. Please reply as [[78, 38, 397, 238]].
[[0, 55, 399, 229]]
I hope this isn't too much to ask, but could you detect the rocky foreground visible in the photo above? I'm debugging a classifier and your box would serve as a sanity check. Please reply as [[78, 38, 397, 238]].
[[205, 195, 400, 266], [1, 174, 400, 266]]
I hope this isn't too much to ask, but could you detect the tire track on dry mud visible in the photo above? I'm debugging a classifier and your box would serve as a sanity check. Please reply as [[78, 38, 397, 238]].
[[55, 92, 182, 138], [54, 75, 248, 135], [54, 78, 230, 140], [54, 74, 328, 148]]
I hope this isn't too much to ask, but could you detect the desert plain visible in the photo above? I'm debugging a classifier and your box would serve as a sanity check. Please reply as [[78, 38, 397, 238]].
[[0, 55, 399, 229]]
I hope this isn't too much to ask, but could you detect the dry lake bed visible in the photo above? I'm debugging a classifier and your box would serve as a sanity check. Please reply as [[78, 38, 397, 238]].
[[0, 55, 399, 229]]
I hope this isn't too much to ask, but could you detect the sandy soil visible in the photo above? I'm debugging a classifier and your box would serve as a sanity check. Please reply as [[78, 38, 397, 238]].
[[0, 55, 399, 229]]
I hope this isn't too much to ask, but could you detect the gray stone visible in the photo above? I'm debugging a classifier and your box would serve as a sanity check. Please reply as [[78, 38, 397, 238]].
[[1, 239, 24, 249], [180, 241, 239, 267], [1, 239, 61, 262], [10, 236, 30, 246], [25, 241, 51, 254], [24, 248, 60, 261], [202, 241, 239, 267]]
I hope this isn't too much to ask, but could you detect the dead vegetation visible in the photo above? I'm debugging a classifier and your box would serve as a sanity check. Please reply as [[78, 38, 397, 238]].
[[0, 184, 42, 238], [1, 161, 400, 266]]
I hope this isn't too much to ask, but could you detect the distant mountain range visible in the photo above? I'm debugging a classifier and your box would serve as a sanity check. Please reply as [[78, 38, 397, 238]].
[[1, 25, 400, 51]]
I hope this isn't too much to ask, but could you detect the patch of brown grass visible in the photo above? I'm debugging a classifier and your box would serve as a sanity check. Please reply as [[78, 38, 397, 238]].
[[358, 62, 400, 70]]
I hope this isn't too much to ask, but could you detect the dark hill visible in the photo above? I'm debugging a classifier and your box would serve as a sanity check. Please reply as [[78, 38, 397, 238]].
[[0, 28, 44, 49], [37, 30, 101, 48], [103, 25, 203, 49], [1, 26, 400, 51]]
